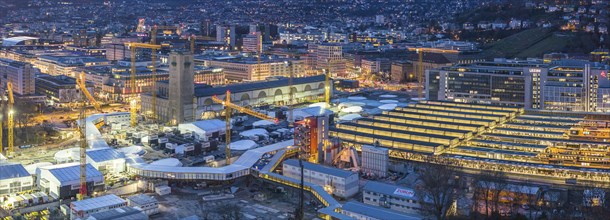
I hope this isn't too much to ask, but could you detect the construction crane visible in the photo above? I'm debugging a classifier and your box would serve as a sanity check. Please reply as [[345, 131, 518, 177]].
[[407, 47, 459, 99], [325, 59, 332, 106], [189, 34, 195, 53], [5, 82, 14, 157], [124, 42, 162, 126], [211, 91, 278, 165], [75, 73, 102, 200]]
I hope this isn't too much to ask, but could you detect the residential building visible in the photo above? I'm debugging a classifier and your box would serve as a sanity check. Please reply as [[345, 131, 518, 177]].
[[390, 61, 414, 83], [362, 181, 421, 215], [216, 25, 236, 49], [282, 159, 358, 198]]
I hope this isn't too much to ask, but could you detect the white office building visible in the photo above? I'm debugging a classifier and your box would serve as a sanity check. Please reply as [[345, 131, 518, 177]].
[[361, 145, 389, 178], [282, 159, 358, 198]]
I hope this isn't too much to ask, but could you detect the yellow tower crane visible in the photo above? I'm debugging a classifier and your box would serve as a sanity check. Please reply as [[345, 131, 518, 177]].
[[74, 72, 102, 200], [124, 42, 162, 126], [5, 82, 14, 157], [211, 91, 278, 165], [407, 47, 459, 99], [190, 34, 195, 54]]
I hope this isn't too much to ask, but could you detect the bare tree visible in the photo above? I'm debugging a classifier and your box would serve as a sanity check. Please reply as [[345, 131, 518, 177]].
[[473, 170, 509, 218], [415, 157, 462, 220]]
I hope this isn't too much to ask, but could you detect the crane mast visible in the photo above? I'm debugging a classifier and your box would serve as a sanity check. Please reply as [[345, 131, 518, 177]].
[[5, 82, 14, 157], [124, 42, 162, 126]]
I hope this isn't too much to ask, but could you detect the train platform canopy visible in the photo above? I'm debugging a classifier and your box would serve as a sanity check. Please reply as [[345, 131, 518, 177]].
[[150, 158, 182, 167], [0, 163, 30, 180]]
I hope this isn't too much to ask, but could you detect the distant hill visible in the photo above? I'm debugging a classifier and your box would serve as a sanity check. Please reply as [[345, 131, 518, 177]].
[[480, 27, 600, 59]]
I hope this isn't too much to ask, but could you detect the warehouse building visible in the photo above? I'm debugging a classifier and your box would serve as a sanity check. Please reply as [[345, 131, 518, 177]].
[[0, 163, 33, 196], [362, 181, 421, 215], [282, 159, 359, 198], [70, 194, 127, 220], [37, 163, 104, 199]]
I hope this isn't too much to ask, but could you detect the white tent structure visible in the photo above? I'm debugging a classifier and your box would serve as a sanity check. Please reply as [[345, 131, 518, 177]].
[[178, 119, 228, 141], [150, 158, 182, 167], [229, 140, 258, 151]]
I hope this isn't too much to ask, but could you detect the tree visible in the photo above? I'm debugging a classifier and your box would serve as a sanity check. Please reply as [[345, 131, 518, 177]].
[[415, 157, 462, 220], [473, 170, 509, 218]]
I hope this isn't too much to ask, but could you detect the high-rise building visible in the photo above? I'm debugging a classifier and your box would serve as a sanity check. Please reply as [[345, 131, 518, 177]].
[[0, 58, 37, 96], [361, 145, 389, 178], [242, 32, 262, 53], [168, 51, 195, 123], [390, 61, 414, 83], [315, 43, 346, 77], [216, 25, 236, 49]]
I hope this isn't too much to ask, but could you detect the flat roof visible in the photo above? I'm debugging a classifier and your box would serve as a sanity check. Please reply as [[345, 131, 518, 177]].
[[88, 206, 147, 220], [87, 147, 125, 163], [127, 194, 157, 205], [363, 181, 416, 200], [195, 75, 325, 97], [0, 163, 30, 180], [70, 194, 126, 212], [284, 159, 356, 178], [341, 201, 421, 220], [46, 163, 103, 185]]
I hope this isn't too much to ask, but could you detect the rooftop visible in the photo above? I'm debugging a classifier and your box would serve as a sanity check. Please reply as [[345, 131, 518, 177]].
[[0, 163, 30, 180], [341, 201, 421, 220], [88, 207, 147, 220], [46, 163, 103, 185], [86, 147, 125, 163], [127, 194, 157, 205], [283, 159, 357, 178], [70, 194, 126, 212], [363, 181, 416, 200]]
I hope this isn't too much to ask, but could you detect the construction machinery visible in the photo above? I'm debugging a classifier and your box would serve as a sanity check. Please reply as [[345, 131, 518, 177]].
[[4, 82, 14, 157], [211, 90, 278, 165], [407, 47, 459, 99], [124, 42, 162, 126], [74, 73, 102, 200]]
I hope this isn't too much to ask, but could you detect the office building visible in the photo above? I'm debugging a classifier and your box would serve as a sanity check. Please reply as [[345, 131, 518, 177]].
[[315, 43, 346, 77], [35, 74, 94, 106], [282, 159, 359, 198], [33, 55, 110, 77], [69, 194, 127, 220], [203, 55, 303, 81], [426, 59, 610, 112], [362, 181, 421, 215], [216, 25, 236, 49], [0, 58, 37, 95], [0, 163, 33, 196], [242, 32, 262, 53], [361, 145, 389, 178]]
